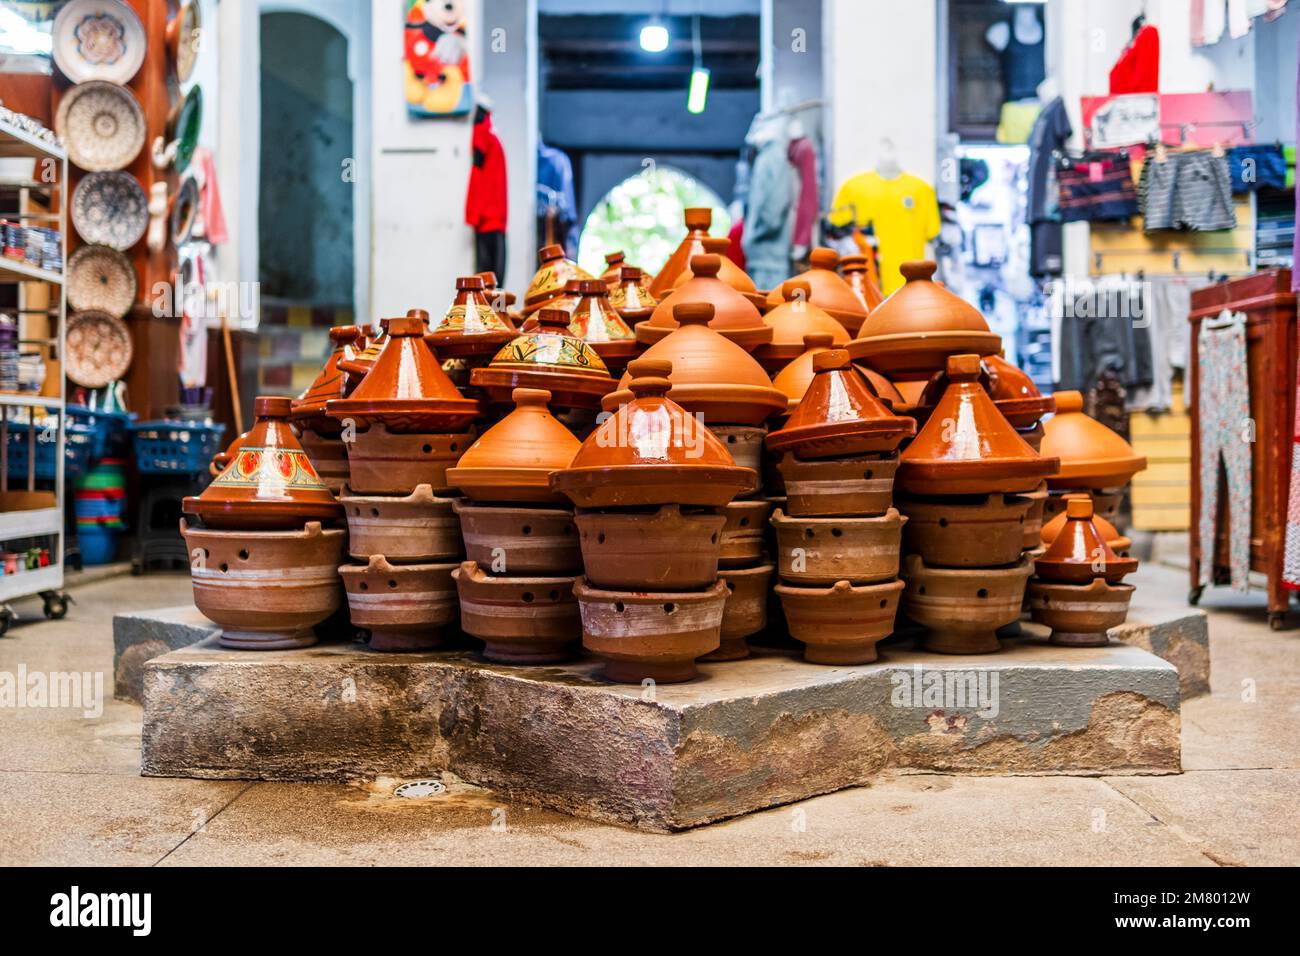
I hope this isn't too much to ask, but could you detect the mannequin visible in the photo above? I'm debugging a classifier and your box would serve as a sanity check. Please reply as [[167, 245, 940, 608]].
[[986, 5, 1046, 103], [985, 5, 1044, 52], [876, 137, 901, 181]]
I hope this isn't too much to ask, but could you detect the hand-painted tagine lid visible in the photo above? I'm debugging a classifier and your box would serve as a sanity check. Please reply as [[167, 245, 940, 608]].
[[184, 396, 343, 530], [290, 325, 365, 429], [551, 357, 757, 508], [1041, 494, 1133, 554], [524, 244, 593, 315], [470, 309, 614, 410], [914, 352, 1055, 430], [649, 206, 712, 299], [426, 275, 517, 358], [447, 387, 581, 503], [326, 314, 480, 432], [602, 303, 787, 427], [641, 254, 772, 351], [673, 236, 764, 307], [850, 260, 1001, 379], [897, 354, 1059, 496], [839, 254, 884, 314], [601, 251, 627, 285], [564, 278, 639, 369], [1034, 495, 1138, 584], [767, 349, 916, 459], [752, 280, 850, 372], [764, 248, 868, 333], [608, 266, 657, 322], [1040, 389, 1147, 490]]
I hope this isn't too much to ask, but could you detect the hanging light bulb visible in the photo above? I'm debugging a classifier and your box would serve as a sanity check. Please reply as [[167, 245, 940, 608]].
[[686, 15, 708, 114], [639, 21, 670, 53]]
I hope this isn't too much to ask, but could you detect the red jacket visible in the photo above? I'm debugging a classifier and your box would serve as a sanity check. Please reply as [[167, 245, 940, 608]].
[[466, 110, 507, 233], [1109, 25, 1159, 95]]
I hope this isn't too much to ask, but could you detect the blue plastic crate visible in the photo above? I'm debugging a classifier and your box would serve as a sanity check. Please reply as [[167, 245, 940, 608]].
[[67, 405, 136, 460], [4, 420, 96, 481], [128, 420, 226, 475]]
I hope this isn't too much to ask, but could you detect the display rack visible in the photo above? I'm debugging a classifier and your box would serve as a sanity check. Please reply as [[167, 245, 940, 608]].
[[0, 115, 70, 633]]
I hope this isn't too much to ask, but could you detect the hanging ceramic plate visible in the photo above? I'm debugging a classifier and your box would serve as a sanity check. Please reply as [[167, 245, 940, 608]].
[[68, 243, 137, 317], [171, 174, 199, 246], [52, 0, 146, 85], [66, 309, 134, 389], [72, 171, 148, 250], [55, 80, 145, 171], [170, 0, 202, 84], [171, 85, 202, 174]]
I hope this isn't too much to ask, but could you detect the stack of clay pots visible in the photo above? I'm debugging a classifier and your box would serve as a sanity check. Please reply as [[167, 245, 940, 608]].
[[1028, 495, 1139, 646], [181, 396, 346, 650], [765, 350, 915, 663], [1039, 389, 1148, 524], [552, 358, 757, 682], [325, 313, 480, 651], [449, 387, 584, 663], [290, 325, 365, 495], [764, 247, 868, 337]]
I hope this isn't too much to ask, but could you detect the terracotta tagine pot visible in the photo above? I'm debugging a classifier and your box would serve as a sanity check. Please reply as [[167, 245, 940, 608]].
[[640, 255, 772, 351], [551, 358, 757, 508], [1034, 496, 1139, 584], [765, 248, 868, 334], [897, 355, 1058, 496], [1040, 390, 1148, 490], [914, 352, 1056, 431], [711, 424, 767, 477], [1028, 576, 1136, 647], [295, 428, 350, 497], [452, 500, 580, 575], [605, 302, 786, 427], [1022, 481, 1050, 551], [184, 396, 343, 531], [327, 314, 480, 432], [453, 561, 580, 663], [562, 278, 640, 374], [849, 260, 1001, 379], [573, 576, 728, 683], [673, 236, 765, 308], [702, 562, 774, 661], [752, 280, 851, 373], [776, 578, 905, 664], [773, 332, 836, 413], [901, 553, 1033, 654], [770, 507, 905, 586], [446, 387, 580, 503], [1044, 488, 1124, 524], [291, 325, 364, 433], [575, 503, 724, 591], [470, 309, 615, 411], [524, 243, 592, 315], [609, 266, 657, 322], [1040, 493, 1132, 555], [601, 251, 627, 285], [897, 492, 1032, 568], [181, 518, 346, 649], [649, 206, 712, 299], [340, 483, 461, 563], [778, 452, 899, 517], [343, 424, 474, 496], [719, 498, 772, 567], [210, 427, 250, 478], [340, 313, 413, 388], [338, 554, 458, 652], [839, 254, 884, 315], [425, 275, 517, 360]]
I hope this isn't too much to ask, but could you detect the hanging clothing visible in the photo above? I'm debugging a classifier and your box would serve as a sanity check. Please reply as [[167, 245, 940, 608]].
[[1138, 151, 1236, 232], [1056, 153, 1139, 222], [474, 230, 506, 281], [830, 171, 940, 293], [1197, 311, 1252, 591], [742, 136, 796, 291], [1029, 221, 1063, 277], [787, 136, 819, 252], [537, 141, 579, 257], [998, 13, 1045, 102], [1226, 144, 1288, 191], [1128, 277, 1194, 413], [726, 217, 747, 271], [1283, 346, 1300, 587], [1027, 97, 1072, 224], [192, 147, 228, 246], [1109, 24, 1160, 95], [1055, 278, 1154, 392], [466, 107, 507, 234], [995, 100, 1042, 145]]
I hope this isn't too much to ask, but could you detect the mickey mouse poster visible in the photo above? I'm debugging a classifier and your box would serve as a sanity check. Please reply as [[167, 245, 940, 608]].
[[404, 0, 473, 117]]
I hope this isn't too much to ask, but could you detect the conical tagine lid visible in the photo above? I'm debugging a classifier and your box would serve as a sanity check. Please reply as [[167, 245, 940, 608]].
[[897, 354, 1059, 495], [603, 302, 786, 426], [764, 248, 868, 332], [470, 308, 614, 410], [1041, 494, 1132, 553], [839, 254, 884, 315], [184, 396, 342, 530], [649, 206, 711, 299], [524, 244, 592, 315], [601, 251, 627, 285], [752, 280, 849, 372], [564, 278, 639, 370], [608, 266, 657, 321], [1040, 390, 1147, 489], [767, 349, 916, 459], [914, 352, 1055, 430], [426, 275, 516, 358], [551, 357, 756, 508], [773, 332, 837, 413], [641, 254, 771, 351], [447, 387, 581, 503], [673, 236, 763, 306], [1034, 495, 1139, 584], [291, 324, 364, 430]]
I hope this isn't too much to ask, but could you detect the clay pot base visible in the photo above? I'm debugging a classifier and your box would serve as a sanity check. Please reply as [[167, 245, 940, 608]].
[[366, 629, 451, 653], [901, 553, 1032, 656], [719, 499, 772, 568], [897, 492, 1032, 568], [921, 629, 1002, 655], [345, 423, 474, 496], [770, 507, 905, 585], [699, 637, 750, 662], [576, 504, 724, 591], [219, 629, 317, 650], [775, 578, 905, 664], [341, 484, 461, 563], [1029, 579, 1134, 646], [453, 501, 580, 576], [339, 555, 458, 652], [710, 424, 766, 482], [453, 562, 579, 664], [701, 562, 774, 661], [779, 452, 899, 517], [298, 428, 350, 495]]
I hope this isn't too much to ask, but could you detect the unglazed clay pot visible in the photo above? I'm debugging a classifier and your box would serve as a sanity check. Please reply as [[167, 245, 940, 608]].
[[344, 423, 474, 496], [291, 325, 364, 434], [524, 243, 593, 315], [856, 363, 908, 411], [446, 387, 580, 503], [1034, 496, 1138, 584], [338, 554, 458, 652], [702, 562, 774, 661], [296, 427, 350, 496], [901, 553, 1033, 654], [770, 507, 905, 585], [767, 349, 916, 459], [426, 274, 517, 359], [341, 483, 461, 562], [752, 280, 850, 373], [849, 260, 1001, 379], [764, 248, 867, 331], [773, 332, 836, 412], [609, 266, 657, 322], [897, 355, 1058, 496], [552, 358, 757, 508], [649, 206, 712, 299], [573, 576, 728, 683], [641, 255, 772, 351], [776, 578, 905, 664], [453, 500, 581, 574], [719, 498, 772, 567], [471, 309, 615, 411], [897, 492, 1032, 568], [778, 452, 899, 517], [1040, 494, 1132, 555], [1040, 389, 1147, 490], [674, 236, 765, 308], [839, 254, 884, 316], [1044, 488, 1124, 524], [606, 302, 786, 426], [563, 278, 639, 373], [711, 424, 766, 476], [453, 561, 580, 663], [184, 396, 343, 530], [575, 504, 724, 590], [181, 518, 346, 649], [1028, 577, 1136, 646], [1022, 481, 1049, 551]]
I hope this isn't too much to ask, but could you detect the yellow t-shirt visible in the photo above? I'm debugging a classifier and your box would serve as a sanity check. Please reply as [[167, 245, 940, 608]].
[[830, 171, 941, 293]]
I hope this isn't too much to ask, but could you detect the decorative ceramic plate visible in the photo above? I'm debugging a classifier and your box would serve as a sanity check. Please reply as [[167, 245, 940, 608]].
[[171, 85, 202, 174], [68, 243, 137, 317], [55, 80, 145, 171], [72, 171, 148, 250], [66, 309, 134, 388], [171, 174, 199, 246], [52, 0, 146, 85], [172, 0, 202, 84]]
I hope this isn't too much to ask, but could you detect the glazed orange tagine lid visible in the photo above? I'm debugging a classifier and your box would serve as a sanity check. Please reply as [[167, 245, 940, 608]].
[[523, 244, 593, 315], [839, 254, 885, 315], [470, 308, 614, 410], [764, 248, 868, 333], [426, 275, 517, 358], [551, 357, 757, 508], [1041, 494, 1133, 553], [897, 354, 1059, 495], [914, 352, 1055, 430], [1034, 496, 1139, 584], [767, 349, 916, 459], [1040, 389, 1147, 489], [649, 206, 712, 299], [184, 396, 343, 530], [564, 278, 639, 369], [447, 387, 581, 503], [856, 363, 907, 411], [773, 332, 837, 413], [752, 280, 850, 372], [608, 265, 657, 322], [850, 260, 1001, 379], [326, 314, 479, 432], [603, 302, 787, 426], [673, 236, 765, 308], [640, 254, 771, 351], [290, 324, 364, 431]]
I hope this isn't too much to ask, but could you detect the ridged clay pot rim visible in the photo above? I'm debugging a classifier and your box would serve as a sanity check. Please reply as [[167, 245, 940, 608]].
[[339, 483, 454, 509], [179, 517, 345, 543], [774, 577, 906, 601], [1029, 577, 1136, 600], [452, 560, 579, 590], [338, 553, 459, 579], [572, 575, 729, 604], [770, 505, 904, 529], [902, 551, 1033, 581]]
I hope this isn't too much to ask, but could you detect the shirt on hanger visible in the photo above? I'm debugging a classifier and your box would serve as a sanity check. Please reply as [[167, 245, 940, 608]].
[[830, 171, 940, 294], [1026, 97, 1072, 224], [1109, 24, 1160, 95]]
